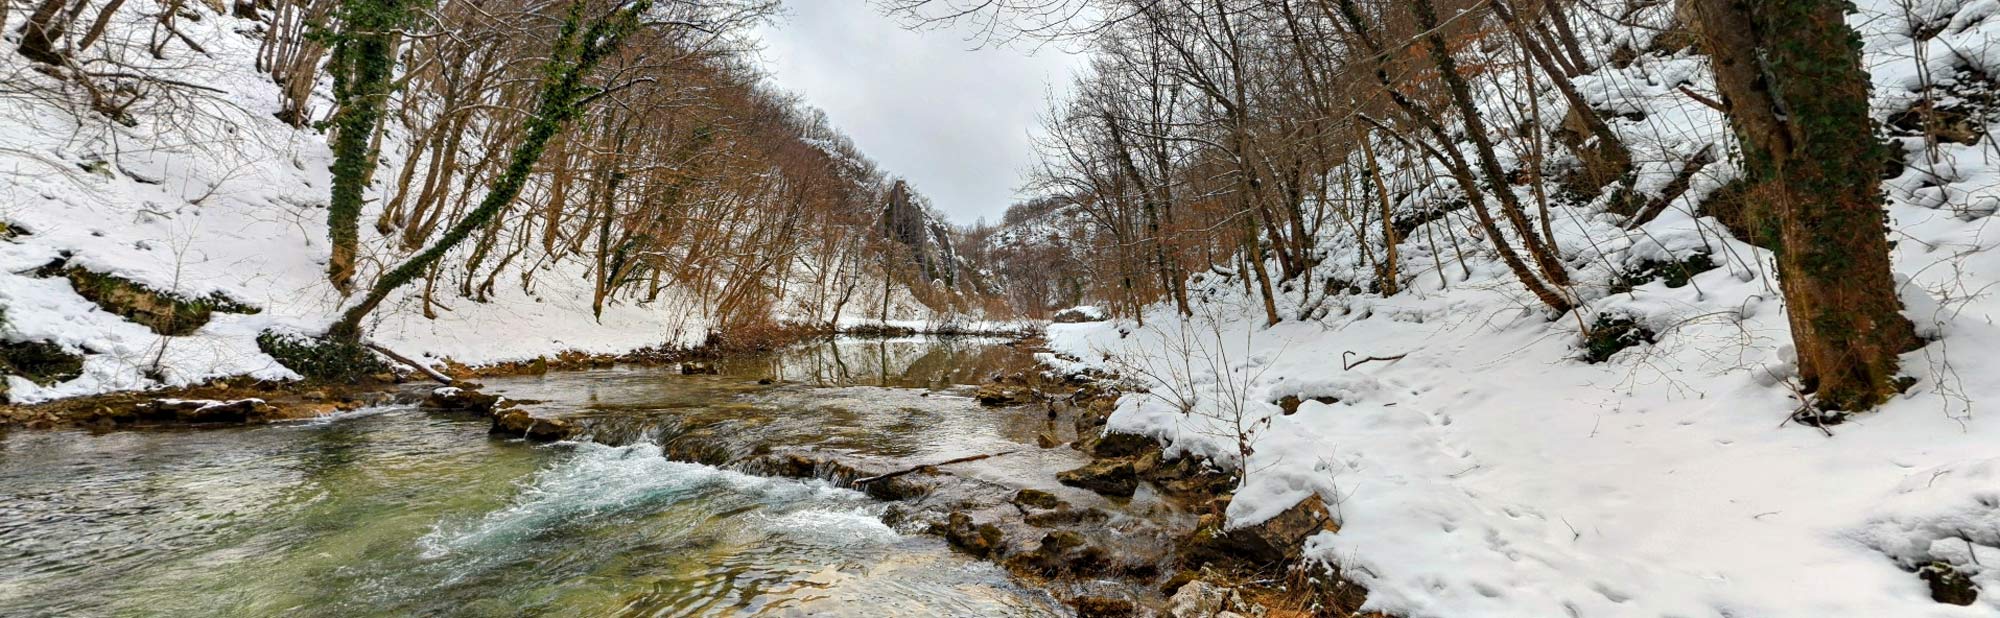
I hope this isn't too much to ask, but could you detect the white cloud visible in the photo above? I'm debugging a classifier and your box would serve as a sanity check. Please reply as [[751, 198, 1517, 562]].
[[754, 1, 1086, 224]]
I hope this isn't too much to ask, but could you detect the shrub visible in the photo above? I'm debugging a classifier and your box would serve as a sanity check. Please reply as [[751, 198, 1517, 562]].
[[256, 331, 388, 383], [1581, 313, 1656, 363]]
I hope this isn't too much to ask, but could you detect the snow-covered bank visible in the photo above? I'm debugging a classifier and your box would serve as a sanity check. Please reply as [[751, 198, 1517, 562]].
[[1039, 0, 2000, 615]]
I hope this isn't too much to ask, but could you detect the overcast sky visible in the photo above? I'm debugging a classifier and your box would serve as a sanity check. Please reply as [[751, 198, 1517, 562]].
[[754, 1, 1086, 225]]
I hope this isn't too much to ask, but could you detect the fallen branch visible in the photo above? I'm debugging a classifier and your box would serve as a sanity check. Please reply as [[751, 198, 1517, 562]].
[[853, 450, 1018, 485], [365, 342, 454, 385], [1678, 85, 1726, 112], [1625, 145, 1717, 229], [1343, 351, 1409, 370]]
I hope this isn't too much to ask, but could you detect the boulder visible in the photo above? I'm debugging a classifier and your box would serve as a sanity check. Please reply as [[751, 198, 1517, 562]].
[[1058, 459, 1138, 497], [938, 511, 1006, 558], [42, 264, 258, 336], [424, 386, 500, 413], [1188, 494, 1340, 566], [1012, 488, 1066, 510], [1072, 596, 1136, 617], [136, 398, 269, 423], [490, 409, 576, 442], [1920, 562, 1979, 606], [1166, 581, 1255, 618], [1006, 530, 1108, 576], [976, 383, 1033, 406], [1091, 431, 1156, 458]]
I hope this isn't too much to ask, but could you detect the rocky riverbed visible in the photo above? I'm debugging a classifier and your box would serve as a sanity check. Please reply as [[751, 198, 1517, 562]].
[[0, 336, 1368, 617]]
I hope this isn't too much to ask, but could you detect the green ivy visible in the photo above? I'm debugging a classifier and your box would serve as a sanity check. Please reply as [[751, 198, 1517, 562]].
[[256, 331, 388, 383]]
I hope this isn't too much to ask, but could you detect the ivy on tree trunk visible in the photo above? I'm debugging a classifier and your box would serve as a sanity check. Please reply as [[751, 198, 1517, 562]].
[[1686, 0, 1919, 412], [328, 0, 653, 341], [325, 0, 414, 293]]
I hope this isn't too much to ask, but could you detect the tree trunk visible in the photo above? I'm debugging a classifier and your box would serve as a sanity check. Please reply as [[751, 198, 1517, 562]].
[[325, 0, 410, 293], [1336, 0, 1573, 313], [1685, 0, 1918, 412], [1493, 0, 1633, 192], [74, 0, 128, 53], [1359, 124, 1399, 295], [1412, 0, 1574, 289], [328, 0, 652, 341], [17, 0, 77, 65], [1543, 0, 1592, 73]]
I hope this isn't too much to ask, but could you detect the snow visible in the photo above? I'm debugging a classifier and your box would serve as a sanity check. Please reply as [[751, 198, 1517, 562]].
[[0, 1, 943, 403], [1041, 1, 2000, 616]]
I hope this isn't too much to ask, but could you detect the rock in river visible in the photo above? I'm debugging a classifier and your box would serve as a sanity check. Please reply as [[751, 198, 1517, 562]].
[[1058, 458, 1138, 497], [490, 409, 577, 442]]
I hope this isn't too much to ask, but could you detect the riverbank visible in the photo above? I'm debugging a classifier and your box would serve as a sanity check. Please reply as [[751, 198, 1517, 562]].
[[0, 320, 1037, 430]]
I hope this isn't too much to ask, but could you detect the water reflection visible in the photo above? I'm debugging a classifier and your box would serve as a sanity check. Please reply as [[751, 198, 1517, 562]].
[[718, 336, 1035, 388]]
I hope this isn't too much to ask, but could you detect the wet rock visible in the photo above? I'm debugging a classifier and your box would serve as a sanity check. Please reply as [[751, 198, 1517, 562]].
[[1131, 448, 1165, 476], [1188, 494, 1340, 567], [1091, 431, 1156, 458], [763, 452, 822, 479], [424, 386, 500, 413], [490, 409, 576, 442], [1072, 595, 1136, 617], [136, 398, 269, 423], [860, 470, 936, 501], [1920, 562, 1979, 606], [939, 511, 1006, 558], [1007, 530, 1109, 576], [1024, 506, 1112, 527], [754, 451, 875, 484], [680, 361, 718, 375], [1059, 459, 1138, 497], [976, 383, 1033, 406], [1143, 455, 1236, 497], [1013, 488, 1066, 510], [1036, 431, 1062, 449], [663, 438, 735, 467], [1166, 581, 1253, 618], [880, 504, 922, 530]]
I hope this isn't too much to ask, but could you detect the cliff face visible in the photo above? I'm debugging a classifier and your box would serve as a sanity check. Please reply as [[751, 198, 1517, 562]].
[[881, 180, 959, 287]]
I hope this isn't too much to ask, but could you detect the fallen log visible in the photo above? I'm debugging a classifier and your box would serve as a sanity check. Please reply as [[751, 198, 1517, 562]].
[[1626, 145, 1716, 229], [852, 450, 1019, 485], [365, 342, 454, 385]]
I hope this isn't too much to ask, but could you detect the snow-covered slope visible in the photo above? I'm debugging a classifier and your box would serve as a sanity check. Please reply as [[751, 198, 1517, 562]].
[[0, 4, 938, 403], [1044, 1, 2000, 616]]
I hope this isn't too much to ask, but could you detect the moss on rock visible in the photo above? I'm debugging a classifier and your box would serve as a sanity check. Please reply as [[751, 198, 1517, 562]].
[[41, 263, 259, 336], [0, 339, 86, 393], [256, 331, 389, 383]]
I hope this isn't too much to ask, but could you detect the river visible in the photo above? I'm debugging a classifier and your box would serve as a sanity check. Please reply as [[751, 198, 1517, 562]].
[[0, 337, 1081, 617]]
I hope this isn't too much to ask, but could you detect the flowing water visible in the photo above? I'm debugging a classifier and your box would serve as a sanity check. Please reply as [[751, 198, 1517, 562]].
[[0, 337, 1079, 617]]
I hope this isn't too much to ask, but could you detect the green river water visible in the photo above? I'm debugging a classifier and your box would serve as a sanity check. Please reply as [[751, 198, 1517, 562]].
[[0, 337, 1073, 617]]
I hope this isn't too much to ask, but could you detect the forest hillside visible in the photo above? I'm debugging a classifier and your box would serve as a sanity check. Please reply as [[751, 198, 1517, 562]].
[[916, 0, 2000, 614], [0, 0, 988, 402]]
